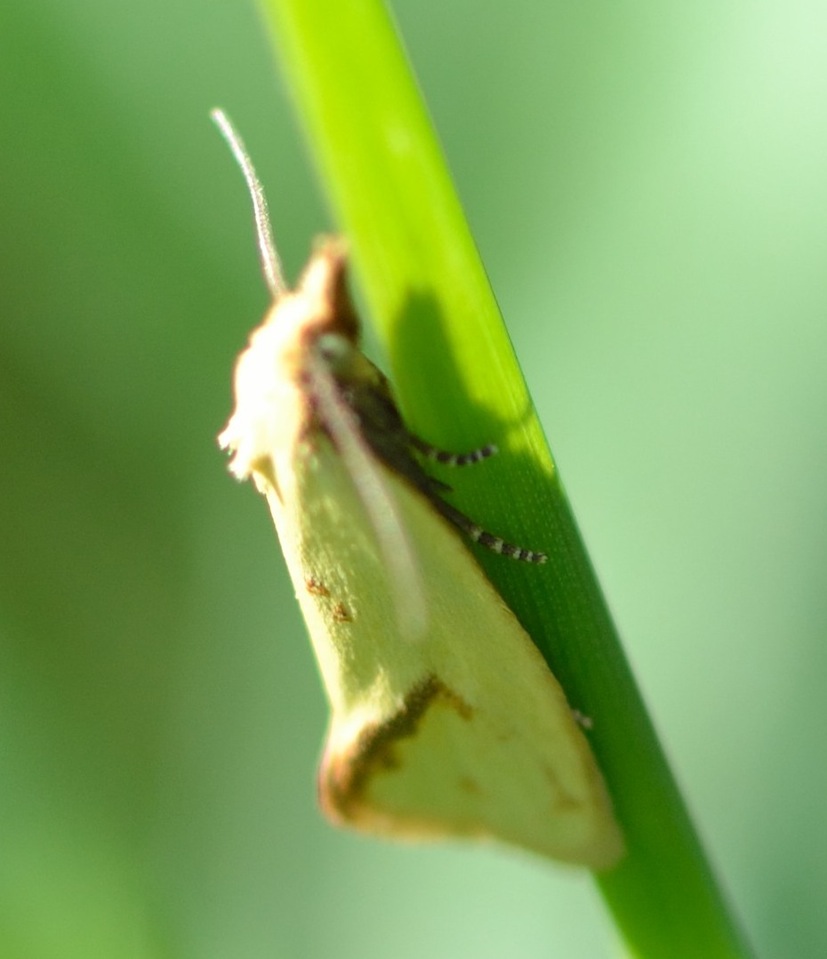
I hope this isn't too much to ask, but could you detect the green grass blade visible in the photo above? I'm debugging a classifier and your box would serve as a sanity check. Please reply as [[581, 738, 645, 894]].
[[257, 0, 754, 955]]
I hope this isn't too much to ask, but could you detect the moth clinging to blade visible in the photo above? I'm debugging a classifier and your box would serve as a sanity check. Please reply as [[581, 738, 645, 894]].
[[214, 109, 623, 870]]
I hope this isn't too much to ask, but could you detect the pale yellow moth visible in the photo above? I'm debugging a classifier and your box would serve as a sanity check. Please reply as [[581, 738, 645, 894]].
[[214, 110, 623, 870]]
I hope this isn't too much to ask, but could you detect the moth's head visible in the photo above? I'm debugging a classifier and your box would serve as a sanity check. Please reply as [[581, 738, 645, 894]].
[[294, 237, 359, 347], [274, 237, 366, 391], [212, 112, 364, 487], [219, 237, 362, 486]]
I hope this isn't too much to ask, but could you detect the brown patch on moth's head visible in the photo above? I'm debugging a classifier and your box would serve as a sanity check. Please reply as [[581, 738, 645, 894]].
[[296, 237, 359, 346], [319, 674, 474, 824]]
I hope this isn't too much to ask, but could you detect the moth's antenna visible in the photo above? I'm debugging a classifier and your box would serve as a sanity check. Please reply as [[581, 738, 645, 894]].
[[211, 108, 286, 298]]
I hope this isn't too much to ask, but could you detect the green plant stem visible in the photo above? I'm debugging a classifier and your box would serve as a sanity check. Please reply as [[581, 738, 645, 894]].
[[257, 0, 753, 955]]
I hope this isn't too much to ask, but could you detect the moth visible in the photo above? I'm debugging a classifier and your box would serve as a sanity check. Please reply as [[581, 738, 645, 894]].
[[214, 110, 623, 870]]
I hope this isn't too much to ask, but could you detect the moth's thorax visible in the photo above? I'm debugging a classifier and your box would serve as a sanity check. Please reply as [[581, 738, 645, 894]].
[[218, 238, 360, 489]]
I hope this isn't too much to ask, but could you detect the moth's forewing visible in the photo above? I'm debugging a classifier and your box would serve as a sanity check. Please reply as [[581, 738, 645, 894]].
[[272, 437, 623, 870]]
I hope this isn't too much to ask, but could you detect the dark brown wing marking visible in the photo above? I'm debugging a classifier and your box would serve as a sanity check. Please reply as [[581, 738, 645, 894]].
[[320, 674, 473, 823]]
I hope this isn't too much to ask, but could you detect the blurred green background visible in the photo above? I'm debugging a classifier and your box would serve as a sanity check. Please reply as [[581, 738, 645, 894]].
[[2, 1, 826, 957]]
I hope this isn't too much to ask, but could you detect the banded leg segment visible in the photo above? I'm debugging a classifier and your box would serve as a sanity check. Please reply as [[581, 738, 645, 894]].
[[409, 434, 498, 467], [434, 499, 548, 564], [409, 432, 547, 563]]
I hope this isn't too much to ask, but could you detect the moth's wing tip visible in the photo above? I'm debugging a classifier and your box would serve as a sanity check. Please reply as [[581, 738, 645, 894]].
[[577, 820, 626, 872], [316, 672, 628, 868]]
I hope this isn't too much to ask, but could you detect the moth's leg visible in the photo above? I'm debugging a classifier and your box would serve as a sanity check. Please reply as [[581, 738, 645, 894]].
[[433, 498, 547, 564], [409, 434, 498, 467]]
